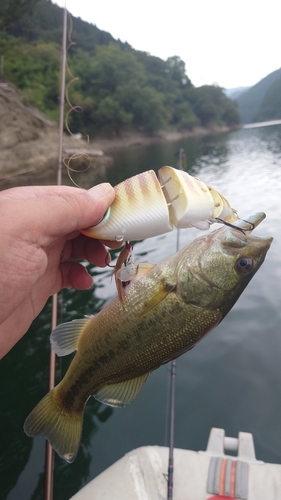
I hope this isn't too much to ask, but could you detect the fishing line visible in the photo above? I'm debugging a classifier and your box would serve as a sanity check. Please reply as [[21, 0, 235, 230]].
[[60, 10, 92, 189]]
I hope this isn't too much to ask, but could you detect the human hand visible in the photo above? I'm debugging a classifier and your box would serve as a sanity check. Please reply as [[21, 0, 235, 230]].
[[0, 183, 115, 357]]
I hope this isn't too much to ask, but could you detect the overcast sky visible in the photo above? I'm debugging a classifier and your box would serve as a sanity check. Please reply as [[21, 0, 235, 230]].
[[53, 0, 280, 89]]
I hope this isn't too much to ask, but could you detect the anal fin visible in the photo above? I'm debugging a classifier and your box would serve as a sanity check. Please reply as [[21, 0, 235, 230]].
[[94, 373, 149, 407]]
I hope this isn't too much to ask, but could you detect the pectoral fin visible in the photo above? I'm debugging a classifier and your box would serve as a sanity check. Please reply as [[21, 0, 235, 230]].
[[137, 281, 176, 317], [94, 373, 149, 407], [50, 318, 90, 356]]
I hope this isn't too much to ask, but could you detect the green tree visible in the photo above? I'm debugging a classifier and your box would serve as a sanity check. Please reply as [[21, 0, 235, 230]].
[[70, 45, 166, 134], [77, 44, 146, 96], [0, 33, 60, 118], [186, 86, 218, 125], [94, 95, 133, 135], [186, 85, 240, 127], [166, 56, 192, 86], [172, 101, 199, 130], [0, 0, 41, 30], [221, 98, 240, 125]]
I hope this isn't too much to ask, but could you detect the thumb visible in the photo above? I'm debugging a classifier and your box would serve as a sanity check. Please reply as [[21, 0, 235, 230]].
[[4, 183, 115, 240], [47, 183, 116, 237]]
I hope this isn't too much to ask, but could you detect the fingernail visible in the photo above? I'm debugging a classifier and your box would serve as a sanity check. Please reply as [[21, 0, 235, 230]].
[[88, 183, 114, 200], [106, 251, 111, 264]]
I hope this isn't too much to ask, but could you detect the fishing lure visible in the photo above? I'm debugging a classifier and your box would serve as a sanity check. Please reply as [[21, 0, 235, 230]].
[[114, 241, 137, 301], [81, 166, 239, 243]]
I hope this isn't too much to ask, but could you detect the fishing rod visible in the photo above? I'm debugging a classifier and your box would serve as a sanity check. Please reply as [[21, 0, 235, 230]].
[[167, 359, 176, 499], [44, 5, 67, 500], [166, 148, 186, 500]]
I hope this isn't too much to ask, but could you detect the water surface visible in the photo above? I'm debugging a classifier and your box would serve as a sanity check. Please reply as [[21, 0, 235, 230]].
[[1, 124, 281, 500]]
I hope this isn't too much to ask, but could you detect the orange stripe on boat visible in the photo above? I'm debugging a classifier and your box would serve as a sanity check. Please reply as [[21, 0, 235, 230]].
[[219, 458, 227, 495]]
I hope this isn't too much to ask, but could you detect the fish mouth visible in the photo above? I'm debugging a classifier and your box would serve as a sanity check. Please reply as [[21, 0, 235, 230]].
[[222, 227, 273, 255], [251, 235, 274, 256]]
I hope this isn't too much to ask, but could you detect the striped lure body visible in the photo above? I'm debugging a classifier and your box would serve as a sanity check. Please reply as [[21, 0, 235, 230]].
[[81, 166, 238, 242]]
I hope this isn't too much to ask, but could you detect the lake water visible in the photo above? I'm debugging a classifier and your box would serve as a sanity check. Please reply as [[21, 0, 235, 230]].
[[1, 124, 281, 500]]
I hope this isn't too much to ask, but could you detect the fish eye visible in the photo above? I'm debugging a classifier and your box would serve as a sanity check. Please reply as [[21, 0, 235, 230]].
[[236, 257, 253, 274]]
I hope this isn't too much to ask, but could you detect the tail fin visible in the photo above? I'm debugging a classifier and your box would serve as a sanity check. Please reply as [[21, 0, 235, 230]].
[[24, 387, 83, 463]]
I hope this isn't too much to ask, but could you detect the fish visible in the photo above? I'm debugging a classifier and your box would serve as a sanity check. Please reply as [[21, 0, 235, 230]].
[[24, 214, 272, 462]]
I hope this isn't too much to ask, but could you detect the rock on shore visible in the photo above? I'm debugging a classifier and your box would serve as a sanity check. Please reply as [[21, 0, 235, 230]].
[[0, 78, 113, 190]]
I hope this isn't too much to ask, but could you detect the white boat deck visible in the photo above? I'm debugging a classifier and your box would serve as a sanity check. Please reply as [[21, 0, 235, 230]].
[[70, 428, 281, 499]]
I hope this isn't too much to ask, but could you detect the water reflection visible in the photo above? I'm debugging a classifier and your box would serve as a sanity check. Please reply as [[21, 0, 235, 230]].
[[3, 283, 114, 500], [1, 308, 50, 500]]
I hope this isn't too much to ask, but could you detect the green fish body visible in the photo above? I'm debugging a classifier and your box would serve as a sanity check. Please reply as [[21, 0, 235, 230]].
[[24, 218, 272, 462]]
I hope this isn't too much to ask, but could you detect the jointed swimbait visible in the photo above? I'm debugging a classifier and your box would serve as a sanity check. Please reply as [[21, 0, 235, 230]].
[[81, 166, 239, 242]]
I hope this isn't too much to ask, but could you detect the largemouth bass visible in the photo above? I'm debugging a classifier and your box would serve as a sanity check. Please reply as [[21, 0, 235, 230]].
[[24, 215, 272, 462]]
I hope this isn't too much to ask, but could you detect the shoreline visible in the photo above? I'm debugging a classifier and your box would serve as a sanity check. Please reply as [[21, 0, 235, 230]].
[[87, 125, 240, 154], [0, 122, 240, 191]]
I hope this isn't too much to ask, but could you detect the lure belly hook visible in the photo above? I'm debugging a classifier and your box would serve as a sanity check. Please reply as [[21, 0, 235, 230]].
[[81, 166, 238, 242]]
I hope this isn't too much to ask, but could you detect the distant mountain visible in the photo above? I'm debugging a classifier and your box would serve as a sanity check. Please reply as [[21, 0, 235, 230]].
[[236, 68, 281, 124], [251, 74, 281, 123], [224, 87, 250, 100]]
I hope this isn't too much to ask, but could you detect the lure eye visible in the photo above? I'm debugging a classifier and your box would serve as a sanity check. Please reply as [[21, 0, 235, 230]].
[[236, 257, 253, 274]]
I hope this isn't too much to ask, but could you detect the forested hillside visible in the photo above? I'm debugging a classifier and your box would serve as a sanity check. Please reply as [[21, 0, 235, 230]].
[[251, 74, 281, 123], [236, 68, 281, 124], [0, 0, 240, 137]]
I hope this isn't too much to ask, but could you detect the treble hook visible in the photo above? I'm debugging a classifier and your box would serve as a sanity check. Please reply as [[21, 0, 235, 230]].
[[215, 217, 255, 235]]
